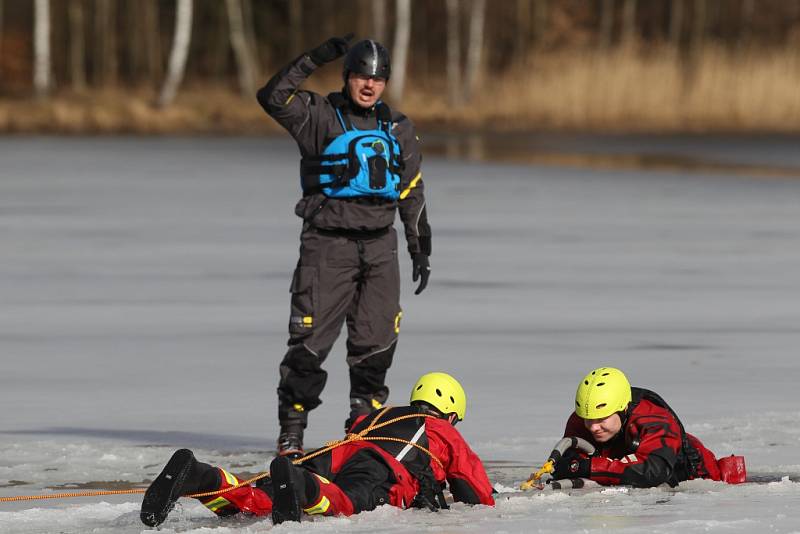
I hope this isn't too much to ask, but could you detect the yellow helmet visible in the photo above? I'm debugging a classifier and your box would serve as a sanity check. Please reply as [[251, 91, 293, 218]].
[[575, 367, 632, 419], [410, 372, 467, 421]]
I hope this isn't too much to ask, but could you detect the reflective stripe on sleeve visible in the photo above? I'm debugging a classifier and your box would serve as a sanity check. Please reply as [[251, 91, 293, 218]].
[[399, 172, 422, 200]]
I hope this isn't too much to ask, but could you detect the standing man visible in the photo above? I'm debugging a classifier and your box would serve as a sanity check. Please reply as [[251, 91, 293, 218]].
[[256, 35, 432, 457]]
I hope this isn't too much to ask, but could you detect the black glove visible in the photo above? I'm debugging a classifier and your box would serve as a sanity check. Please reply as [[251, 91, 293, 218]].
[[412, 253, 430, 295], [308, 33, 354, 66], [410, 477, 448, 511], [551, 448, 591, 480]]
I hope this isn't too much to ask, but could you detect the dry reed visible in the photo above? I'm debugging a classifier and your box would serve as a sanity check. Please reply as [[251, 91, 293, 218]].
[[2, 44, 800, 134], [416, 43, 800, 132]]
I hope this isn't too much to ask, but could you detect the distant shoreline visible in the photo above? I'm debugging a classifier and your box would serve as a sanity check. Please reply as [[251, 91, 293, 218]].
[[3, 44, 800, 137], [3, 87, 800, 137]]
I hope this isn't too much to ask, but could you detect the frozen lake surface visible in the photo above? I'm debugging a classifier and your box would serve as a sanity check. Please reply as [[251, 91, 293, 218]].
[[1, 136, 800, 532]]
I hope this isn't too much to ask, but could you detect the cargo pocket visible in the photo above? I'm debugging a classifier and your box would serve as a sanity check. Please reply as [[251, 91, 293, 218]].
[[367, 155, 388, 190], [289, 266, 317, 336]]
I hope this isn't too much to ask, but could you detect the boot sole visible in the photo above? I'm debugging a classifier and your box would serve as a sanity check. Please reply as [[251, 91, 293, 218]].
[[140, 448, 195, 527], [270, 456, 302, 524]]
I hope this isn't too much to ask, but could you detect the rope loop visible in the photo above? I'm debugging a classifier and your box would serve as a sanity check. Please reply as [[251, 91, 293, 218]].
[[1, 407, 444, 503]]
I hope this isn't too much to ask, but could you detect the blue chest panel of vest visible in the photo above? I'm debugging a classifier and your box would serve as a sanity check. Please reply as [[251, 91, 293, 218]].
[[300, 107, 403, 200]]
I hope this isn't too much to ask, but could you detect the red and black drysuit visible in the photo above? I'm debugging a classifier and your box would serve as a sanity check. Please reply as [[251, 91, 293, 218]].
[[191, 406, 495, 518], [257, 52, 431, 431], [558, 387, 730, 487]]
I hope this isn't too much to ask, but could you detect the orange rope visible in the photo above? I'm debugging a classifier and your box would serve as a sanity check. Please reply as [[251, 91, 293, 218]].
[[302, 409, 443, 469], [1, 409, 443, 503], [0, 489, 146, 502]]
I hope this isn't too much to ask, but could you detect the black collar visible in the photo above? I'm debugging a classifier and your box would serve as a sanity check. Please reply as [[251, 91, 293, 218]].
[[341, 88, 376, 117]]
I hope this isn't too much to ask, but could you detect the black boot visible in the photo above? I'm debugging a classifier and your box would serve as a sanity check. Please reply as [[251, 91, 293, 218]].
[[140, 449, 220, 527], [277, 424, 304, 460], [270, 456, 319, 524], [344, 397, 373, 431]]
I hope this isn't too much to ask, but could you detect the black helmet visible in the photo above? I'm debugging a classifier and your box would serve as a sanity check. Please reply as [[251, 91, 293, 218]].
[[343, 40, 391, 82]]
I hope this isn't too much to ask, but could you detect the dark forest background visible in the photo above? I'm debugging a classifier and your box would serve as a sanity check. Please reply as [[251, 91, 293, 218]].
[[1, 0, 799, 133]]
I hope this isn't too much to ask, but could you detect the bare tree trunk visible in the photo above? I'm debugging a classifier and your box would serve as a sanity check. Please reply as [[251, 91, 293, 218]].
[[691, 0, 706, 52], [389, 0, 411, 101], [417, 0, 429, 77], [107, 0, 118, 84], [289, 0, 302, 56], [158, 0, 193, 107], [789, 0, 800, 26], [621, 0, 636, 44], [372, 0, 387, 43], [93, 0, 104, 84], [599, 0, 615, 49], [740, 0, 754, 48], [445, 0, 462, 107], [356, 0, 370, 38], [669, 0, 684, 48], [50, 1, 66, 86], [94, 0, 118, 86], [322, 0, 335, 38], [126, 0, 142, 84], [125, 0, 136, 80], [515, 0, 530, 63], [210, 1, 229, 80], [68, 0, 86, 90], [464, 0, 486, 102], [241, 0, 259, 74], [93, 0, 117, 86], [533, 0, 548, 47], [706, 0, 720, 38], [226, 0, 256, 96], [141, 0, 162, 84], [34, 0, 52, 97], [1, 0, 6, 81]]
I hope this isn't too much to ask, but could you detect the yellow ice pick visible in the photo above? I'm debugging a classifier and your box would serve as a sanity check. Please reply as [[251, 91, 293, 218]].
[[519, 459, 555, 490]]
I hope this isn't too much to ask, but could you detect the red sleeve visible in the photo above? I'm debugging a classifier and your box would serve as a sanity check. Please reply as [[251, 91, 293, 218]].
[[425, 418, 495, 506]]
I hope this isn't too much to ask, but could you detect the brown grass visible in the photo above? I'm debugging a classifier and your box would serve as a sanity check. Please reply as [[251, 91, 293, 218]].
[[2, 44, 800, 134], [406, 44, 800, 132], [0, 86, 278, 134]]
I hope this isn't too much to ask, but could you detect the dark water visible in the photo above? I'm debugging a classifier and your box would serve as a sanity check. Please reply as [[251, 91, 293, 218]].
[[422, 131, 800, 178]]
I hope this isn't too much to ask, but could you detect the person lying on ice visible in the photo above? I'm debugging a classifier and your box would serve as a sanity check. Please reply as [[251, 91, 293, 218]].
[[539, 366, 746, 488], [140, 372, 495, 527]]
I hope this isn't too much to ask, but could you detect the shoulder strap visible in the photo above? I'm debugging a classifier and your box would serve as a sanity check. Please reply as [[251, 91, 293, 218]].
[[327, 91, 352, 131], [334, 108, 350, 131], [376, 101, 392, 124]]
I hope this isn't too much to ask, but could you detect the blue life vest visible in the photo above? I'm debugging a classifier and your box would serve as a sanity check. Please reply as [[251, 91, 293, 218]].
[[300, 100, 403, 200]]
